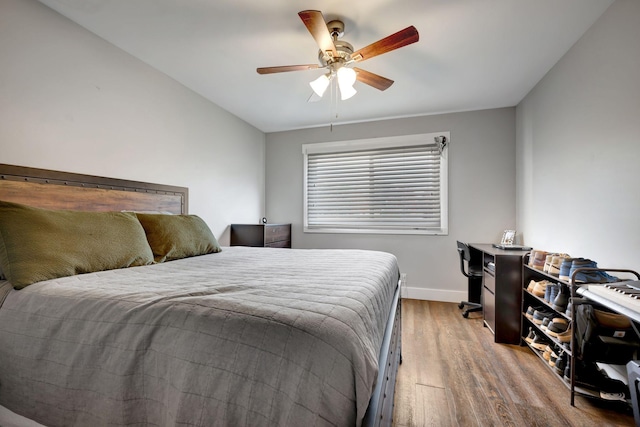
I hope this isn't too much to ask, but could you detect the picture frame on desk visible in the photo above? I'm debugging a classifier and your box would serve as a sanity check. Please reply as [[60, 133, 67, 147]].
[[500, 230, 516, 245]]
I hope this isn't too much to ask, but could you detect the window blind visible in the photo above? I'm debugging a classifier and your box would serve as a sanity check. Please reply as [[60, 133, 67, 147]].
[[306, 143, 443, 232]]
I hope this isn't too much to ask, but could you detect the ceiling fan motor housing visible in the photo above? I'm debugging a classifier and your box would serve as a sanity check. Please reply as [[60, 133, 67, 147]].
[[318, 20, 353, 67]]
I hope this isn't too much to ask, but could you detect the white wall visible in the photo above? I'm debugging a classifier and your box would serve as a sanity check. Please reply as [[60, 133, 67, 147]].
[[266, 108, 515, 302], [0, 0, 265, 244], [516, 0, 640, 273]]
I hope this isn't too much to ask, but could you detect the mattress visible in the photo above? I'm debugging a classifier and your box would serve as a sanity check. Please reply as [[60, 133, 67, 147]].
[[0, 246, 399, 427]]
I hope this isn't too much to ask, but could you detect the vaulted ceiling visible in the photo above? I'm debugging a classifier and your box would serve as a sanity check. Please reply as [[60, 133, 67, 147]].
[[38, 0, 614, 133]]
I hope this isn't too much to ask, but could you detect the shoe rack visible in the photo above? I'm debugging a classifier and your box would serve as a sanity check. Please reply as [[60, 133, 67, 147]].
[[521, 258, 573, 390], [568, 267, 640, 407], [523, 258, 640, 408]]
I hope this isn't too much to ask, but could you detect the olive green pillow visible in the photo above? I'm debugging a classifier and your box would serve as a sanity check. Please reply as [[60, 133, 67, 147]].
[[136, 213, 221, 263], [0, 201, 154, 289]]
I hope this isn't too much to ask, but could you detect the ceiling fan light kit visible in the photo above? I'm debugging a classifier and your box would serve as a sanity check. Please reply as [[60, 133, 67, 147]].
[[257, 10, 419, 102]]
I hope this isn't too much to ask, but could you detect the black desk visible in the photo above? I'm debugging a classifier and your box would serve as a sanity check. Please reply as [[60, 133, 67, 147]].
[[469, 244, 529, 344]]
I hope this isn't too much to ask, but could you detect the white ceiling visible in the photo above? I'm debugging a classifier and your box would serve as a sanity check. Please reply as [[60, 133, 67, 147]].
[[37, 0, 614, 133]]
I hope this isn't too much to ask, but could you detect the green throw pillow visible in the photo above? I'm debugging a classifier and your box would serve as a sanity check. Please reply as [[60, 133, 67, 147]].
[[136, 213, 221, 263], [0, 201, 154, 289]]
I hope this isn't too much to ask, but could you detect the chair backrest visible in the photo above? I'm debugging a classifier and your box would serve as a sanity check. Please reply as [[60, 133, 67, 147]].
[[456, 241, 471, 262], [456, 241, 473, 278]]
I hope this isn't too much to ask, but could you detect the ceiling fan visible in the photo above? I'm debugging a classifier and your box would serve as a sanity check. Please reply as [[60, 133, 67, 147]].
[[257, 10, 419, 101]]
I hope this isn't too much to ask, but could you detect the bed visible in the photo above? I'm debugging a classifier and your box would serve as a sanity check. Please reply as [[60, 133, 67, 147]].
[[0, 164, 402, 427]]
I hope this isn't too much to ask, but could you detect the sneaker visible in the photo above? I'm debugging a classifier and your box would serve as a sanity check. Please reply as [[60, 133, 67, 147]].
[[565, 301, 572, 318], [526, 279, 537, 293], [548, 254, 571, 276], [546, 318, 569, 337], [548, 283, 560, 303], [557, 326, 572, 343], [570, 259, 620, 283], [559, 257, 582, 281], [524, 327, 535, 344], [528, 250, 544, 268], [541, 317, 551, 330], [552, 283, 570, 311], [530, 251, 548, 271], [532, 309, 554, 325], [525, 306, 537, 320], [532, 280, 549, 297], [544, 282, 553, 302], [600, 391, 626, 402], [531, 333, 549, 351], [555, 351, 567, 375], [543, 254, 557, 273]]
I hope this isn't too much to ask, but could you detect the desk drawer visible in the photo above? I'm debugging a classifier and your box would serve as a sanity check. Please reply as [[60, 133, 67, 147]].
[[265, 224, 290, 244], [483, 269, 495, 293], [483, 285, 496, 334]]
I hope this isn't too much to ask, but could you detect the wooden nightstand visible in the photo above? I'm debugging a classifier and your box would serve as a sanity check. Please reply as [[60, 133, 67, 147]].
[[230, 224, 291, 248]]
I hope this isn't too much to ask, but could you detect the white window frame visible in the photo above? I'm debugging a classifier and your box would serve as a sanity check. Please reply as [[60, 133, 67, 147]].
[[302, 132, 449, 235]]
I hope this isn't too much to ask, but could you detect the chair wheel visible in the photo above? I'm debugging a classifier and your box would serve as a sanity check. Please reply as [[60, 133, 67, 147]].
[[462, 311, 469, 318], [458, 302, 464, 309]]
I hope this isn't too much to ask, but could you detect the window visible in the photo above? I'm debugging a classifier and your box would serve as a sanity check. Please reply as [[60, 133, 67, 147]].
[[303, 132, 449, 235]]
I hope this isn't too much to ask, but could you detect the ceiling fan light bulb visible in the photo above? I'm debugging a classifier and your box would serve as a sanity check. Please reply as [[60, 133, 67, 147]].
[[339, 84, 357, 100], [337, 67, 357, 86], [310, 74, 331, 97]]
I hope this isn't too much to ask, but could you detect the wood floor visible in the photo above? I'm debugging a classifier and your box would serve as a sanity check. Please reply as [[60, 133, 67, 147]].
[[392, 299, 636, 427]]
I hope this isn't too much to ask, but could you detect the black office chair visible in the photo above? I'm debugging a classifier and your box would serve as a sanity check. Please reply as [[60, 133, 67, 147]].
[[456, 241, 483, 318]]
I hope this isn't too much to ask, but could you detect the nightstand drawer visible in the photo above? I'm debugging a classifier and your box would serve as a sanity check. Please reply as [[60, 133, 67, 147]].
[[265, 240, 291, 248], [264, 224, 290, 244]]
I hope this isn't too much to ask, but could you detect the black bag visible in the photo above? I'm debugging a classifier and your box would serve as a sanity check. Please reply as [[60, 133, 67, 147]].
[[575, 304, 640, 364]]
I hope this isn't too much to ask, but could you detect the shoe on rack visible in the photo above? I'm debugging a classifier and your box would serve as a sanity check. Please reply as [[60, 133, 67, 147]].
[[546, 318, 569, 338], [559, 258, 582, 281], [525, 306, 538, 320], [555, 351, 567, 376], [548, 254, 571, 276], [530, 251, 548, 271], [525, 327, 535, 344], [569, 259, 620, 283], [544, 282, 559, 302], [552, 283, 570, 311], [543, 254, 557, 273], [543, 345, 553, 361], [557, 325, 572, 343], [548, 283, 560, 304], [541, 317, 551, 330], [549, 350, 559, 368], [528, 250, 545, 268], [532, 280, 549, 298], [527, 279, 537, 293], [532, 309, 554, 325], [531, 332, 549, 351]]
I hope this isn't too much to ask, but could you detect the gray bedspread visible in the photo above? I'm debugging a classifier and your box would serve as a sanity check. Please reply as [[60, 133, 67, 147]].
[[0, 247, 398, 427]]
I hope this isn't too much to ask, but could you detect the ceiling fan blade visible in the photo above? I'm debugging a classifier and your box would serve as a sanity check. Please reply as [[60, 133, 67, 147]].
[[257, 64, 320, 74], [353, 68, 394, 91], [298, 10, 338, 58], [351, 26, 419, 63]]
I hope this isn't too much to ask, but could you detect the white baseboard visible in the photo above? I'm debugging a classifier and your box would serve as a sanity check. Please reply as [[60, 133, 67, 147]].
[[402, 286, 466, 303]]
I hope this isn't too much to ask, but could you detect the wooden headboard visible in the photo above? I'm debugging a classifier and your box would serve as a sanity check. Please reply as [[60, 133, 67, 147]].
[[0, 164, 188, 214]]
